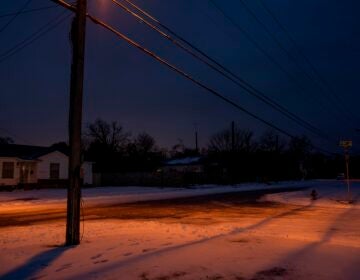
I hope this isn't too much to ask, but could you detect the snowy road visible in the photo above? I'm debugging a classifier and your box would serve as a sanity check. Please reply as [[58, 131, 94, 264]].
[[0, 185, 307, 228], [0, 181, 359, 280]]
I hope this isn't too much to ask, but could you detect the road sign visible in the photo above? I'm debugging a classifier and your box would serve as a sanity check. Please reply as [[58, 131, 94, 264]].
[[339, 140, 352, 148]]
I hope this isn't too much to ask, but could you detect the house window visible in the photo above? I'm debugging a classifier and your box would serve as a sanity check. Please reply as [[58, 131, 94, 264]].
[[49, 163, 60, 179], [2, 162, 15, 179]]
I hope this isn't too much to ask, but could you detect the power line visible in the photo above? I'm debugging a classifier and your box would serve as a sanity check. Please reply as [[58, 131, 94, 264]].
[[207, 0, 354, 132], [238, 0, 312, 80], [236, 0, 358, 127], [256, 0, 360, 124], [207, 1, 321, 102], [51, 0, 337, 155], [110, 0, 331, 141], [0, 0, 87, 18], [0, 5, 58, 19], [0, 11, 71, 63], [0, 0, 33, 33]]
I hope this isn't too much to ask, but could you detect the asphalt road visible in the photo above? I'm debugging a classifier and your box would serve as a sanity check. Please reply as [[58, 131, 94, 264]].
[[0, 186, 309, 228]]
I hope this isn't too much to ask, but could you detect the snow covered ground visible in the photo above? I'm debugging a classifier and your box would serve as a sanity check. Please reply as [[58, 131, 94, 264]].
[[0, 180, 359, 280], [263, 180, 360, 209]]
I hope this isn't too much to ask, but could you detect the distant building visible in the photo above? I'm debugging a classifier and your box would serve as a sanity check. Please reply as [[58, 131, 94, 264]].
[[0, 144, 93, 187], [163, 156, 204, 173]]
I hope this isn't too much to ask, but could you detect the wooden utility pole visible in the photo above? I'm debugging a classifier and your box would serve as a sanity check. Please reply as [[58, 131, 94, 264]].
[[231, 121, 235, 152], [339, 140, 352, 203], [230, 121, 235, 184], [66, 0, 87, 246], [194, 123, 199, 153], [195, 131, 198, 152], [345, 150, 351, 201]]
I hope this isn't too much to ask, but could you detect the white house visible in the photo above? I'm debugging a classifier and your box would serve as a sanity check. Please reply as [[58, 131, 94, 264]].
[[0, 144, 93, 187]]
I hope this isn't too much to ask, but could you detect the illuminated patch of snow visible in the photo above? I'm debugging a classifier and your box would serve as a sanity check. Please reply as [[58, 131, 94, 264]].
[[1, 181, 359, 280], [263, 181, 360, 209]]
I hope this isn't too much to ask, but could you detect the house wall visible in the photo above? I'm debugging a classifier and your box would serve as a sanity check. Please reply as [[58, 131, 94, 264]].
[[82, 161, 93, 185], [37, 151, 93, 184], [20, 162, 38, 184], [0, 157, 20, 186], [0, 158, 38, 186], [37, 151, 69, 180], [0, 152, 93, 187]]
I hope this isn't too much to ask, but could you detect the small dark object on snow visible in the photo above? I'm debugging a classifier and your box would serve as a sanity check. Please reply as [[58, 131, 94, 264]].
[[254, 267, 288, 278], [311, 189, 318, 200]]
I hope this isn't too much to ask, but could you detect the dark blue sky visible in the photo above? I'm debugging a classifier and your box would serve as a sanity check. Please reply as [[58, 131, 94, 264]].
[[1, 0, 359, 152]]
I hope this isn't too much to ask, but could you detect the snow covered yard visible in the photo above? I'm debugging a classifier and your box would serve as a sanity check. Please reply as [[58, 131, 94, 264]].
[[0, 181, 359, 280]]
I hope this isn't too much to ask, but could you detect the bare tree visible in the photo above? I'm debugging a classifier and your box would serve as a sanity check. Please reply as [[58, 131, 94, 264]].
[[288, 135, 312, 158], [133, 132, 157, 154], [259, 130, 286, 152], [208, 127, 256, 153], [86, 119, 130, 152]]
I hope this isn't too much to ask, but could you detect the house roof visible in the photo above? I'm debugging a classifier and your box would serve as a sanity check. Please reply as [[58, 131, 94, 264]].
[[164, 156, 202, 166], [0, 144, 68, 160]]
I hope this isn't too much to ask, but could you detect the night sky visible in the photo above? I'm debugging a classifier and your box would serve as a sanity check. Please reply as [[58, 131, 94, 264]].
[[1, 0, 359, 152]]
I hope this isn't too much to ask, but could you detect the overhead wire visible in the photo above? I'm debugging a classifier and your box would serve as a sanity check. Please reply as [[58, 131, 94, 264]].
[[238, 0, 316, 82], [0, 10, 71, 63], [0, 0, 33, 33], [115, 0, 345, 147], [236, 0, 358, 127], [125, 0, 316, 98], [50, 0, 337, 155], [256, 0, 360, 125], [0, 5, 58, 19], [207, 1, 328, 107], [0, 4, 70, 145], [110, 0, 331, 141], [0, 0, 88, 19], [112, 0, 340, 143], [207, 0, 355, 134]]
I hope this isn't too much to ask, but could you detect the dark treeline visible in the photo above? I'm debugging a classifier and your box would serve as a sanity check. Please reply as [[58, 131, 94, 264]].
[[83, 119, 165, 173], [206, 127, 347, 182], [2, 119, 356, 183], [77, 119, 357, 182]]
